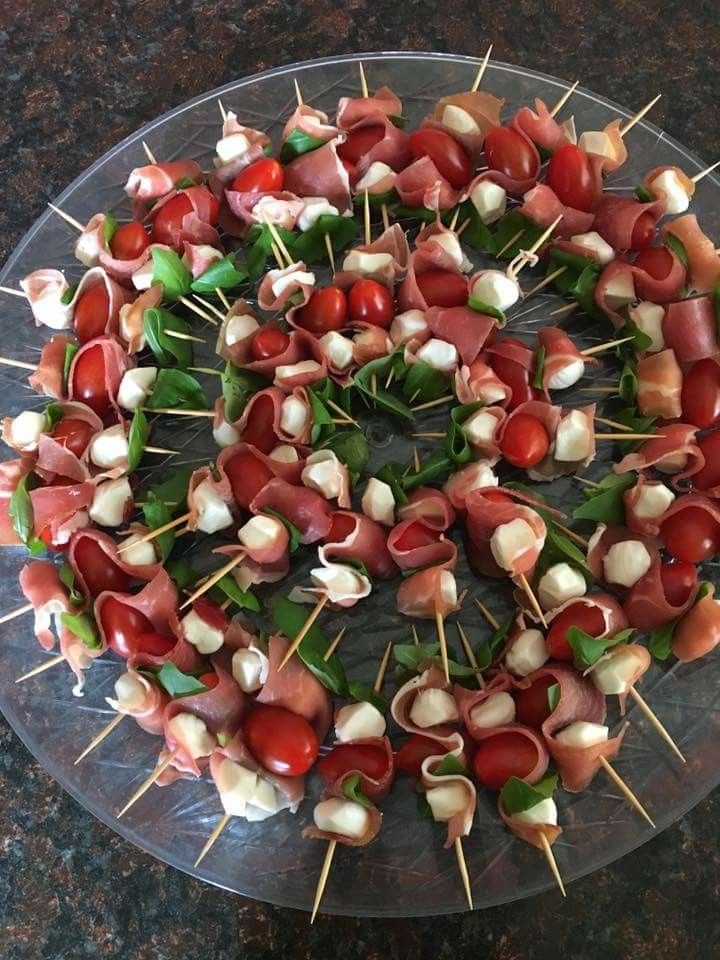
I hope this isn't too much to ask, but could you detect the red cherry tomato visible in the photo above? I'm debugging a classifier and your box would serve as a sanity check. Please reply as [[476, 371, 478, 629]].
[[239, 394, 277, 454], [472, 732, 541, 789], [546, 144, 597, 212], [199, 671, 220, 690], [484, 127, 537, 181], [693, 430, 720, 492], [394, 734, 445, 777], [151, 189, 220, 247], [482, 490, 514, 504], [231, 158, 284, 194], [135, 631, 176, 656], [415, 269, 468, 308], [244, 704, 319, 776], [324, 512, 356, 544], [488, 340, 540, 410], [50, 417, 96, 458], [224, 451, 274, 510], [316, 743, 389, 783], [630, 211, 656, 250], [337, 125, 385, 166], [681, 360, 720, 429], [250, 327, 290, 361], [347, 279, 394, 329], [659, 561, 698, 607], [70, 344, 112, 418], [661, 507, 720, 564], [74, 536, 130, 596], [340, 158, 357, 180], [394, 521, 439, 552], [515, 676, 557, 729], [633, 246, 674, 279], [295, 287, 348, 335], [37, 524, 64, 553], [499, 413, 550, 468], [73, 285, 110, 344], [109, 221, 149, 261], [408, 128, 473, 189], [100, 598, 154, 658], [546, 602, 606, 661]]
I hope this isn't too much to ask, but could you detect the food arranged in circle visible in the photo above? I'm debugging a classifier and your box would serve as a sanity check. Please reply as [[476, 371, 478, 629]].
[[2, 52, 720, 918]]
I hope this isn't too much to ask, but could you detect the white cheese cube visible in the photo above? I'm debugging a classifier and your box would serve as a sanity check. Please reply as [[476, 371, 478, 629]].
[[118, 533, 157, 566], [569, 231, 615, 265], [112, 672, 147, 712], [442, 104, 481, 135], [390, 309, 429, 346], [555, 720, 609, 748], [512, 797, 558, 827], [592, 646, 640, 695], [193, 478, 233, 534], [297, 197, 339, 232], [89, 425, 129, 469], [354, 162, 394, 193], [167, 713, 216, 759], [131, 259, 154, 291], [215, 757, 259, 817], [274, 359, 322, 382], [469, 691, 516, 729], [279, 395, 310, 438], [271, 267, 315, 299], [656, 451, 688, 475], [415, 338, 459, 372], [471, 270, 520, 311], [554, 410, 592, 462], [603, 272, 635, 311], [409, 688, 459, 728], [213, 419, 241, 448], [117, 367, 158, 411], [470, 181, 507, 225], [232, 648, 266, 693], [269, 444, 299, 463], [462, 409, 499, 448], [361, 477, 395, 526], [578, 130, 615, 160], [319, 331, 354, 370], [302, 450, 347, 501], [426, 783, 468, 822], [505, 629, 549, 676], [538, 563, 586, 611], [547, 358, 585, 391], [225, 313, 259, 346], [182, 244, 223, 271], [216, 132, 251, 165], [335, 701, 387, 742], [313, 798, 370, 839], [439, 570, 458, 609], [603, 540, 652, 588], [430, 232, 471, 272], [632, 482, 675, 519], [238, 515, 285, 553], [342, 250, 394, 275], [7, 410, 47, 452], [490, 518, 538, 572], [649, 169, 691, 214], [89, 478, 133, 527], [628, 301, 665, 353], [181, 608, 225, 655], [310, 563, 371, 603]]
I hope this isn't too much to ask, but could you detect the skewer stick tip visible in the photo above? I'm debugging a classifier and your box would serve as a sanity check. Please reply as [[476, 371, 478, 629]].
[[293, 78, 303, 107], [358, 62, 369, 99], [598, 756, 655, 828], [517, 572, 547, 628], [539, 832, 566, 897], [74, 712, 126, 765], [373, 640, 393, 694], [310, 839, 337, 923], [628, 687, 686, 763], [117, 749, 179, 819], [434, 607, 450, 684], [454, 837, 474, 909], [470, 44, 493, 92], [194, 812, 232, 867], [277, 594, 329, 670], [142, 140, 158, 165]]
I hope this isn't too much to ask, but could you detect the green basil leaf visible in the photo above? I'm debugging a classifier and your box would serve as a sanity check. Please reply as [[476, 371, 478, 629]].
[[635, 184, 654, 202], [492, 211, 545, 260], [61, 284, 78, 306], [143, 307, 194, 368], [467, 296, 506, 325], [152, 661, 208, 698], [569, 262, 605, 323], [445, 401, 485, 464], [43, 402, 64, 433], [126, 407, 148, 473], [245, 224, 298, 281], [567, 626, 635, 670], [648, 622, 675, 661], [346, 681, 388, 715], [279, 128, 328, 164], [501, 772, 558, 815], [401, 450, 452, 493], [417, 793, 434, 818], [292, 214, 358, 265], [136, 467, 193, 510], [221, 361, 270, 423], [433, 753, 471, 778], [103, 211, 119, 245], [263, 508, 302, 554], [9, 474, 38, 547], [393, 204, 437, 223], [59, 561, 83, 605], [547, 247, 596, 293], [209, 574, 260, 612], [150, 247, 192, 301], [354, 354, 414, 421], [572, 471, 635, 524], [60, 611, 101, 649], [611, 406, 657, 454], [145, 368, 207, 411], [307, 387, 335, 445], [374, 461, 409, 508], [165, 559, 199, 590], [532, 345, 546, 390], [141, 491, 173, 561], [270, 596, 348, 696], [665, 233, 689, 268], [174, 176, 198, 190], [537, 524, 594, 582], [474, 616, 513, 671], [697, 581, 712, 601], [452, 200, 494, 252], [402, 360, 448, 404], [341, 772, 374, 808], [388, 114, 406, 129], [190, 255, 247, 292], [352, 189, 400, 209], [547, 683, 560, 712], [392, 642, 476, 681], [619, 360, 638, 405], [615, 318, 653, 360], [63, 343, 79, 393], [320, 430, 370, 481]]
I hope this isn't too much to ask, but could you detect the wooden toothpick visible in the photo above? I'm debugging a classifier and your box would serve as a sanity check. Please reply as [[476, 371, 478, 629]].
[[310, 838, 337, 923], [278, 594, 330, 670], [454, 837, 474, 909], [142, 141, 158, 165], [195, 812, 232, 868], [523, 267, 567, 300], [180, 553, 245, 610], [323, 627, 346, 661], [598, 756, 655, 827], [619, 94, 662, 138], [74, 712, 126, 765], [474, 597, 500, 631], [456, 622, 485, 689], [581, 336, 633, 357], [218, 99, 228, 122], [117, 512, 190, 552], [470, 44, 493, 92], [539, 832, 566, 897], [15, 653, 65, 683], [48, 202, 85, 233], [374, 640, 392, 694], [324, 232, 336, 274], [495, 229, 525, 259], [548, 80, 579, 119], [363, 190, 371, 246], [358, 62, 369, 99], [691, 160, 720, 184], [508, 215, 563, 277], [434, 607, 450, 684], [411, 394, 454, 412], [517, 572, 547, 628], [117, 748, 179, 818], [293, 78, 303, 107], [0, 601, 33, 625], [628, 687, 686, 763]]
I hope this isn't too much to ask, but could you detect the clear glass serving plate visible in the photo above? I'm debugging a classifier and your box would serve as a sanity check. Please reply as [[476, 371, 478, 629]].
[[1, 52, 719, 918]]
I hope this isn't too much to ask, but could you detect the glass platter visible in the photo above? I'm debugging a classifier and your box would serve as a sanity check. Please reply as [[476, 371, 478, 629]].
[[1, 51, 719, 918]]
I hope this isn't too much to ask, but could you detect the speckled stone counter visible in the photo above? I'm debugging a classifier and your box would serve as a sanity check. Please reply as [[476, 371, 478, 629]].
[[1, 3, 720, 958]]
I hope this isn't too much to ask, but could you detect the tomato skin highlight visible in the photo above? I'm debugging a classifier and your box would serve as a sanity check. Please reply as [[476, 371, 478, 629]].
[[546, 144, 597, 212], [224, 451, 274, 510], [546, 602, 606, 661], [231, 158, 284, 194], [630, 211, 656, 250], [484, 127, 537, 181], [100, 597, 154, 658], [74, 536, 131, 596], [693, 430, 720, 492], [244, 704, 319, 776], [394, 521, 439, 552], [408, 128, 473, 189], [74, 285, 110, 344], [70, 344, 112, 418], [661, 507, 720, 564], [250, 328, 290, 361], [659, 561, 697, 607], [136, 631, 176, 657], [316, 743, 389, 783], [500, 413, 551, 468], [394, 734, 444, 776], [515, 676, 556, 729], [296, 287, 348, 335], [415, 269, 468, 308], [347, 279, 394, 329], [472, 732, 541, 789], [337, 125, 385, 166], [50, 418, 96, 458], [681, 360, 720, 429], [109, 221, 149, 261]]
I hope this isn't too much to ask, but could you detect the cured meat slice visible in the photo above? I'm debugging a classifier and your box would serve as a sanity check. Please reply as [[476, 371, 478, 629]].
[[636, 349, 683, 420], [250, 477, 333, 544], [387, 518, 456, 571], [613, 424, 703, 486], [518, 184, 595, 239], [662, 297, 719, 363], [256, 634, 332, 741], [662, 214, 720, 293], [319, 510, 397, 579], [673, 584, 720, 662], [423, 90, 503, 163], [398, 487, 456, 530], [19, 560, 73, 650], [396, 566, 459, 619], [593, 195, 664, 253], [283, 140, 352, 213], [624, 556, 697, 631], [336, 86, 403, 129], [394, 157, 461, 211], [125, 160, 202, 201]]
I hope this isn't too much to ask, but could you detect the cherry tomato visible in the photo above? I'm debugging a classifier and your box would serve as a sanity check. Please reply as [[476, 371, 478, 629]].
[[37, 524, 64, 553], [347, 279, 394, 329], [546, 144, 596, 212], [630, 211, 656, 250], [316, 743, 389, 783], [337, 125, 385, 166], [488, 340, 540, 410], [244, 704, 319, 776], [499, 413, 550, 468], [199, 671, 220, 690], [394, 734, 445, 777], [633, 246, 674, 279], [50, 418, 95, 458], [73, 285, 110, 344], [74, 536, 130, 596], [482, 490, 514, 504], [70, 344, 111, 418], [240, 394, 277, 454], [151, 189, 220, 247], [224, 451, 273, 510], [231, 158, 284, 194], [484, 127, 537, 181], [546, 602, 606, 661], [109, 221, 149, 261], [661, 507, 720, 564], [681, 360, 720, 429], [515, 676, 556, 729], [295, 287, 348, 335], [340, 158, 357, 181], [659, 561, 697, 607], [394, 521, 439, 552], [693, 430, 720, 492], [415, 269, 468, 308], [250, 327, 290, 361], [100, 598, 154, 659], [408, 128, 473, 189], [472, 732, 540, 789], [135, 631, 176, 656], [324, 512, 356, 544]]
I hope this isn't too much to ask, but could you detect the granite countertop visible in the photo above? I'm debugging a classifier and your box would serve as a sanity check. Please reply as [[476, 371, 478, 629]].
[[2, 4, 720, 958]]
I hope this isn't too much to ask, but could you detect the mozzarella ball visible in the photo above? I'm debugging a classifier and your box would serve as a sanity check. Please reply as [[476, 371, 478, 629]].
[[193, 479, 233, 534], [463, 409, 500, 449], [168, 713, 216, 759], [490, 518, 537, 572], [297, 198, 339, 232], [649, 169, 691, 214], [547, 358, 585, 391], [415, 338, 459, 373], [274, 359, 322, 382], [512, 797, 558, 826], [319, 331, 354, 370], [354, 162, 394, 193], [313, 798, 370, 839], [361, 477, 395, 527], [89, 478, 132, 527], [112, 672, 147, 712], [603, 272, 635, 311], [632, 482, 675, 519], [213, 419, 241, 448], [569, 231, 614, 265], [342, 250, 394, 275], [537, 563, 587, 611], [279, 395, 310, 438], [554, 410, 593, 462], [471, 270, 520, 311], [224, 313, 259, 346], [118, 532, 157, 566], [301, 450, 347, 501], [469, 691, 516, 729], [89, 425, 129, 469], [232, 648, 265, 693], [592, 646, 641, 695], [505, 629, 549, 676], [268, 444, 299, 463], [430, 232, 470, 272], [216, 131, 251, 164], [409, 688, 459, 728], [181, 608, 225, 655], [442, 104, 480, 135], [238, 515, 286, 553], [603, 540, 652, 588], [469, 181, 507, 225], [117, 367, 158, 411], [577, 130, 615, 160], [555, 720, 609, 748], [426, 782, 469, 821], [335, 701, 387, 742], [390, 309, 429, 346], [6, 410, 47, 452], [628, 301, 665, 353]]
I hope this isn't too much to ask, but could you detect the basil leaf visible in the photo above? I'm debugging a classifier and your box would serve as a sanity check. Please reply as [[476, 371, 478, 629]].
[[569, 262, 605, 323], [141, 491, 173, 561], [547, 683, 560, 712], [60, 611, 101, 649], [612, 406, 657, 454], [665, 233, 689, 268], [417, 793, 434, 819], [9, 474, 37, 547], [63, 343, 79, 393], [433, 753, 471, 778], [165, 559, 199, 590], [547, 248, 596, 293], [374, 461, 409, 508], [136, 467, 192, 510], [648, 621, 675, 661], [190, 255, 247, 292], [43, 402, 64, 433], [320, 430, 369, 480], [307, 387, 335, 445], [451, 200, 494, 252], [501, 772, 558, 815], [532, 345, 546, 390], [567, 626, 635, 670], [353, 188, 400, 209], [388, 114, 406, 129], [475, 616, 513, 671], [143, 307, 194, 368], [402, 360, 448, 404], [446, 401, 485, 464], [392, 642, 476, 680], [354, 354, 414, 421], [615, 319, 653, 359], [263, 508, 302, 553], [346, 681, 388, 715], [341, 772, 374, 808], [59, 561, 83, 605], [145, 369, 207, 411], [209, 574, 260, 612], [221, 361, 269, 423], [292, 214, 358, 265], [467, 296, 506, 325], [245, 224, 297, 281], [103, 211, 119, 244], [126, 407, 148, 473], [401, 450, 452, 493], [279, 128, 327, 164], [61, 284, 78, 306], [174, 176, 198, 190], [153, 661, 208, 698], [393, 204, 437, 224], [492, 211, 545, 260], [619, 360, 638, 404], [573, 471, 635, 525], [151, 247, 192, 301], [270, 596, 347, 696], [635, 184, 654, 202], [537, 524, 594, 582]]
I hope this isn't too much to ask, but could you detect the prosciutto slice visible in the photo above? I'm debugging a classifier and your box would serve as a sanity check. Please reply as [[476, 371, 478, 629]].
[[348, 113, 411, 175], [319, 511, 397, 579], [210, 730, 304, 818], [420, 745, 477, 848], [397, 487, 456, 531], [661, 214, 720, 293], [217, 439, 303, 500], [106, 668, 169, 736], [636, 349, 683, 419], [443, 461, 498, 514], [518, 184, 595, 239], [499, 797, 562, 850], [387, 518, 456, 571], [210, 113, 270, 194], [466, 486, 548, 579], [30, 482, 94, 545], [0, 459, 31, 545], [283, 140, 351, 213], [146, 186, 221, 250], [544, 592, 629, 637], [125, 160, 202, 202], [425, 305, 496, 366], [336, 86, 403, 129], [397, 243, 469, 313], [624, 556, 697, 631], [394, 156, 460, 212], [31, 402, 103, 483], [586, 523, 660, 594], [396, 566, 459, 619], [613, 424, 703, 486], [391, 666, 465, 752], [94, 569, 180, 658], [224, 190, 306, 235], [19, 269, 72, 329], [257, 262, 315, 313], [250, 477, 333, 544], [19, 560, 73, 650], [593, 195, 665, 253], [423, 90, 502, 163], [513, 98, 574, 154], [486, 338, 542, 408], [538, 326, 596, 392], [624, 475, 674, 536], [673, 584, 720, 662], [118, 285, 164, 354], [234, 387, 312, 450], [333, 224, 410, 291], [454, 359, 511, 407], [319, 735, 395, 804], [256, 634, 332, 741], [282, 104, 338, 143], [68, 528, 161, 596], [29, 335, 72, 399], [662, 297, 719, 363]]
